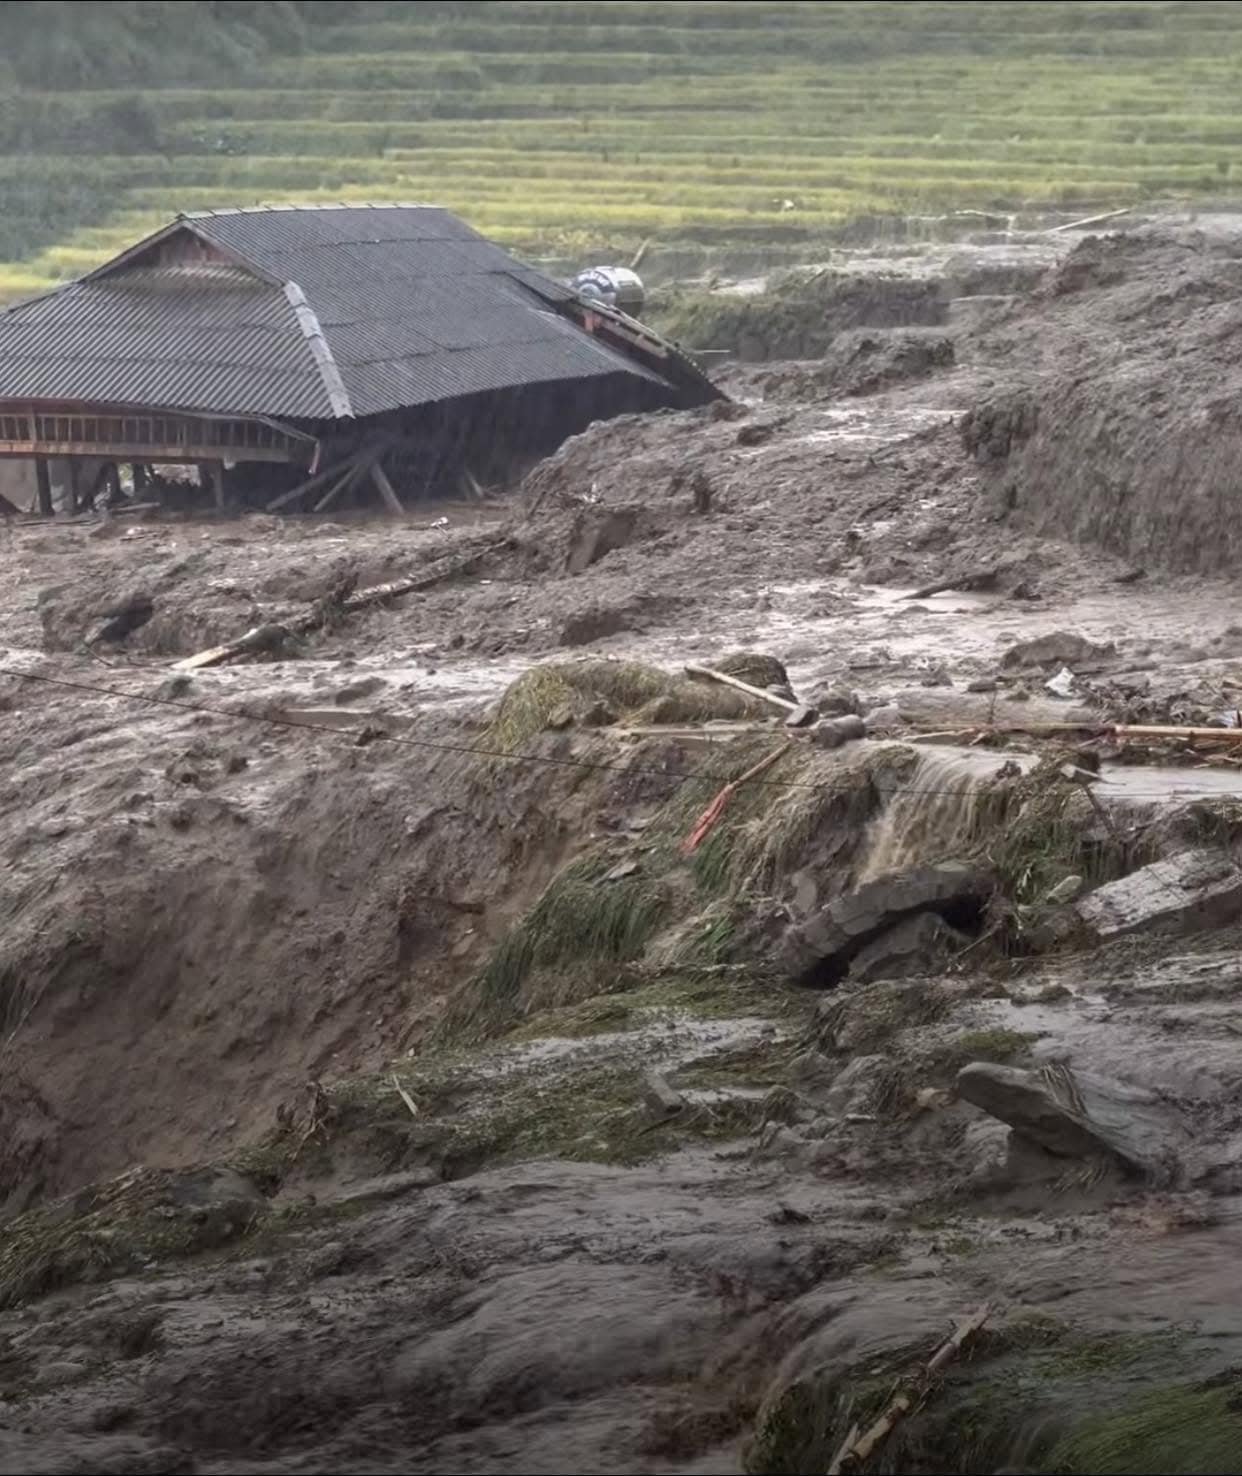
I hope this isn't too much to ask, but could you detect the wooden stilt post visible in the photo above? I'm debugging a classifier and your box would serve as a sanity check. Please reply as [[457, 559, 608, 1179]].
[[67, 459, 82, 515], [34, 458, 52, 516], [370, 461, 405, 516]]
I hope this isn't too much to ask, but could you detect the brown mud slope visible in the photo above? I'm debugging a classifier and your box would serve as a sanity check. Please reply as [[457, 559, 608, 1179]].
[[963, 225, 1242, 574], [7, 224, 1242, 1473]]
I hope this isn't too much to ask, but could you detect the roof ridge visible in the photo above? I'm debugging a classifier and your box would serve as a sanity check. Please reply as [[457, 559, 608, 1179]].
[[282, 281, 353, 418], [182, 203, 446, 219]]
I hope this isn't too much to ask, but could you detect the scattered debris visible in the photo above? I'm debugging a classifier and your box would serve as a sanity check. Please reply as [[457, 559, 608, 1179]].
[[681, 740, 792, 854]]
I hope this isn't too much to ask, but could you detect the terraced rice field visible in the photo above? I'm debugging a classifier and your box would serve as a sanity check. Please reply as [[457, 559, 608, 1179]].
[[5, 0, 1242, 298]]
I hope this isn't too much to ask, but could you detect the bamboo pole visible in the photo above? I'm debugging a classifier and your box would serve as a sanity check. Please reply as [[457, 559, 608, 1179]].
[[826, 1304, 991, 1475]]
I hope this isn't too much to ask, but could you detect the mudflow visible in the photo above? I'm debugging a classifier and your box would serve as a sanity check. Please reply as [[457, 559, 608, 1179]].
[[6, 219, 1242, 1474]]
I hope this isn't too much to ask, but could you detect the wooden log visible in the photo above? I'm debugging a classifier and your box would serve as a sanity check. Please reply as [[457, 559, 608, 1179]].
[[370, 462, 405, 516], [172, 536, 512, 670], [314, 456, 370, 513], [265, 454, 356, 513]]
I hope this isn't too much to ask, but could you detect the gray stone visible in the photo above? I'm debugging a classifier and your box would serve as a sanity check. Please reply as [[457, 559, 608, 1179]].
[[782, 861, 991, 985], [1075, 848, 1242, 940], [862, 703, 903, 731], [1044, 874, 1085, 905], [848, 912, 967, 983], [823, 1054, 890, 1116], [956, 1061, 1181, 1182], [811, 714, 867, 749], [334, 675, 388, 705], [1000, 630, 1116, 672], [36, 1361, 88, 1389]]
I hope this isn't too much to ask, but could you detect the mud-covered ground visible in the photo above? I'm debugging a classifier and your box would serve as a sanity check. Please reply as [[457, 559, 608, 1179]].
[[5, 223, 1242, 1474]]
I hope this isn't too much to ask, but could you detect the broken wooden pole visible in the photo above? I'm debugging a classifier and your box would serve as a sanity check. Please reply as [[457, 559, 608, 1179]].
[[172, 536, 513, 670], [265, 453, 357, 513], [947, 720, 1242, 745], [684, 662, 803, 716], [314, 456, 371, 513], [827, 1304, 991, 1475]]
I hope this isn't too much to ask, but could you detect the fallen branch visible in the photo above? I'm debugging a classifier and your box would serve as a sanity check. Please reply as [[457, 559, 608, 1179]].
[[173, 535, 512, 670], [911, 720, 1242, 745], [904, 567, 1000, 601], [826, 1304, 991, 1475], [1047, 206, 1132, 234], [391, 1075, 420, 1120], [681, 741, 792, 855]]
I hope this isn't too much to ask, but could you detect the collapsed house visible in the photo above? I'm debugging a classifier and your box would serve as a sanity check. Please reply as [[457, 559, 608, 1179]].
[[0, 204, 721, 515]]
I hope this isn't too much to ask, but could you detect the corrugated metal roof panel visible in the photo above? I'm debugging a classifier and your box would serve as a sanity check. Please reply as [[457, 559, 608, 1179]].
[[0, 268, 334, 418], [0, 205, 711, 422]]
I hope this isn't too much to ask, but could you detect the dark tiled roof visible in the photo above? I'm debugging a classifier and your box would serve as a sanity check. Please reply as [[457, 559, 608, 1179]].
[[0, 205, 682, 422]]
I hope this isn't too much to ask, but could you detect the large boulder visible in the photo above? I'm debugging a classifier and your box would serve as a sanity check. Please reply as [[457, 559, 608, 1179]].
[[1075, 848, 1242, 940], [781, 861, 992, 986], [957, 1061, 1182, 1183], [847, 912, 968, 983]]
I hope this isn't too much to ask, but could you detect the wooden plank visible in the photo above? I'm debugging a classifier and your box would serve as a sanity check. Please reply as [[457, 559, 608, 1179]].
[[370, 462, 405, 516]]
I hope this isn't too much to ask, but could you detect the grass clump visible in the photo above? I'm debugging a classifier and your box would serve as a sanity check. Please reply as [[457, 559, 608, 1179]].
[[1044, 1377, 1242, 1475], [484, 658, 766, 755], [0, 1166, 266, 1311], [747, 1317, 1200, 1476], [444, 849, 667, 1037]]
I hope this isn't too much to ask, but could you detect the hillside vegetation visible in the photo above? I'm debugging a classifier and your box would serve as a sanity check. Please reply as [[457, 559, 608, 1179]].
[[4, 0, 1242, 299]]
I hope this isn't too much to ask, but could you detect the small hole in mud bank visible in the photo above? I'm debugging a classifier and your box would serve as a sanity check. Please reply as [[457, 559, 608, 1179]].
[[795, 897, 988, 990]]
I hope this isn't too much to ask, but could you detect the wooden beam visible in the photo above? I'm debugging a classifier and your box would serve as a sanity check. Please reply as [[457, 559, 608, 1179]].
[[314, 456, 371, 513], [265, 453, 357, 512], [370, 461, 405, 516]]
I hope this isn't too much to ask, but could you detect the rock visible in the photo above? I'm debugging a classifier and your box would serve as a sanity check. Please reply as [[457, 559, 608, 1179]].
[[1000, 631, 1116, 672], [862, 703, 903, 731], [36, 1360, 88, 1389], [565, 508, 640, 574], [1075, 848, 1242, 940], [811, 714, 866, 749], [642, 1070, 684, 1119], [848, 912, 967, 983], [814, 687, 862, 717], [966, 677, 997, 693], [956, 1061, 1181, 1182], [823, 1054, 891, 1116], [1044, 874, 1085, 905], [781, 861, 992, 985], [557, 606, 631, 646], [334, 675, 388, 705], [919, 665, 953, 688]]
